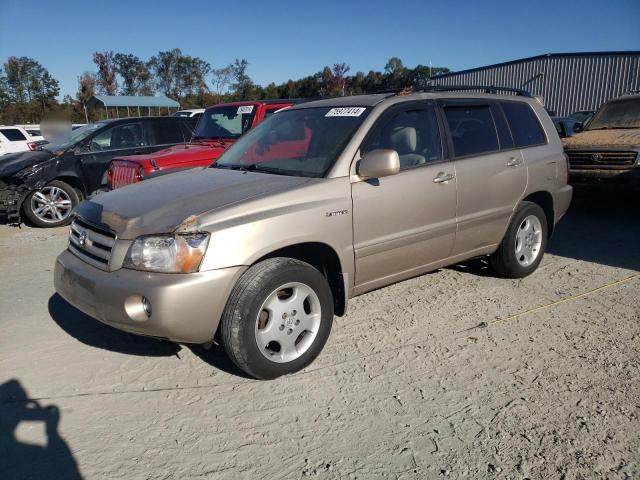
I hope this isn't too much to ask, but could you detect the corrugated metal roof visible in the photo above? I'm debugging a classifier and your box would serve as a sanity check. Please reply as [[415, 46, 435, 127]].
[[431, 51, 640, 79], [88, 95, 180, 108], [429, 52, 640, 116]]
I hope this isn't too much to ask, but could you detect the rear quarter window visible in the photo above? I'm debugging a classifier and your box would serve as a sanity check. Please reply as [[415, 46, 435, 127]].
[[443, 105, 499, 157], [0, 129, 28, 141], [501, 102, 547, 147]]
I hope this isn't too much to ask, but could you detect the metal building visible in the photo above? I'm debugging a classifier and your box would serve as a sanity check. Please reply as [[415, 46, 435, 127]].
[[429, 52, 640, 116]]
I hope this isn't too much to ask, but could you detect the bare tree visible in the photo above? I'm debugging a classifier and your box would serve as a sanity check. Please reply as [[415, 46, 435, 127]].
[[92, 51, 118, 95], [211, 65, 234, 96], [76, 72, 96, 122]]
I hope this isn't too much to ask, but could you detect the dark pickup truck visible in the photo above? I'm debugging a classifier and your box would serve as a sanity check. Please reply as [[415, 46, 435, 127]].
[[0, 116, 196, 227]]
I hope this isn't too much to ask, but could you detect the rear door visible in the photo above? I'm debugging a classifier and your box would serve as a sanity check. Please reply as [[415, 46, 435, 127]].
[[351, 101, 457, 293], [440, 100, 526, 256]]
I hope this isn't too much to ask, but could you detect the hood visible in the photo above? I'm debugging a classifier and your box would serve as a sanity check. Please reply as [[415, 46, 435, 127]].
[[76, 167, 311, 238], [563, 128, 640, 149], [0, 150, 55, 178], [117, 141, 232, 168]]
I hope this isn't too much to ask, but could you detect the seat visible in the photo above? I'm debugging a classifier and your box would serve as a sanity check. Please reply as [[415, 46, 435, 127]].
[[112, 128, 136, 149], [388, 126, 426, 168]]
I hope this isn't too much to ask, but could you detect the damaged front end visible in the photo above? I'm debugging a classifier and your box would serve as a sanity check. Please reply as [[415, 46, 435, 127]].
[[0, 180, 28, 224], [0, 151, 66, 225]]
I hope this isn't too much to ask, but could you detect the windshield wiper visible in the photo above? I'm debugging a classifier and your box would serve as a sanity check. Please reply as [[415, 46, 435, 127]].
[[212, 163, 304, 177]]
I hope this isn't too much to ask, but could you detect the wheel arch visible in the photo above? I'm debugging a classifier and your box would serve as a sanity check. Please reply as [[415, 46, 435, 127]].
[[253, 242, 347, 317], [55, 175, 87, 199], [522, 190, 555, 238]]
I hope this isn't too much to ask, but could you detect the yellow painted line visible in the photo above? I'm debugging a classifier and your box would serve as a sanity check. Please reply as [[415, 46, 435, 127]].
[[492, 272, 640, 325]]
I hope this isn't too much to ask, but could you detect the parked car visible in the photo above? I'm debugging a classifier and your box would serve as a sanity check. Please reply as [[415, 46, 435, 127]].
[[0, 116, 196, 226], [563, 94, 640, 187], [54, 88, 572, 379], [568, 110, 595, 125], [108, 100, 300, 189], [171, 109, 205, 118], [0, 126, 35, 156], [17, 125, 44, 141], [552, 116, 582, 138]]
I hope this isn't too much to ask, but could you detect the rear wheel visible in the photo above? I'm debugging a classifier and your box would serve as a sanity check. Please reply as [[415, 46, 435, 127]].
[[220, 257, 334, 379], [490, 201, 548, 278], [23, 180, 79, 228]]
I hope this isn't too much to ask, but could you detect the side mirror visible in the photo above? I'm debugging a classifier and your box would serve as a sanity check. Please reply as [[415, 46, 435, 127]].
[[573, 122, 583, 133], [357, 149, 400, 179]]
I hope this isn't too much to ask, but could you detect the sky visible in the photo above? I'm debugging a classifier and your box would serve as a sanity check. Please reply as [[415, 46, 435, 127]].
[[1, 0, 639, 99]]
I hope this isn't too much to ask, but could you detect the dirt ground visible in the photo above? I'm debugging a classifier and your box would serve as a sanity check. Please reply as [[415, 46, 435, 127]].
[[1, 189, 639, 480]]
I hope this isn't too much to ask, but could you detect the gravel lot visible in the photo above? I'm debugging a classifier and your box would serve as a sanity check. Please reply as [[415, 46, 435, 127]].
[[1, 189, 639, 480]]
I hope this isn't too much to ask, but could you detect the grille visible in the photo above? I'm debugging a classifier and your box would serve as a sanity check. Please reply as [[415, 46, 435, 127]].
[[567, 150, 638, 168], [68, 218, 116, 270], [109, 161, 139, 189]]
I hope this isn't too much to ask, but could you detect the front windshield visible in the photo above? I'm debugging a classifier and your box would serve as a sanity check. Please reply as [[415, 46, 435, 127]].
[[570, 111, 593, 124], [44, 122, 106, 152], [587, 97, 640, 130], [193, 104, 257, 140], [212, 106, 369, 178]]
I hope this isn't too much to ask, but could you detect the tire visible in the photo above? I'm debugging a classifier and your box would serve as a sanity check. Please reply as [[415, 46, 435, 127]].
[[23, 180, 80, 228], [489, 201, 548, 278], [220, 257, 334, 380]]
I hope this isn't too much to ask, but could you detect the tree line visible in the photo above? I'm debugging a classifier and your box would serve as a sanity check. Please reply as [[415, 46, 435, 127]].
[[0, 49, 449, 124]]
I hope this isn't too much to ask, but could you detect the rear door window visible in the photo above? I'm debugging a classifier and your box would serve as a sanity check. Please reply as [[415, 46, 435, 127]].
[[501, 102, 547, 147], [151, 119, 186, 145], [443, 106, 499, 157], [0, 128, 28, 141]]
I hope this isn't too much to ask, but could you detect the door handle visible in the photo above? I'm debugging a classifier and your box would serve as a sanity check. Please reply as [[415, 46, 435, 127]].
[[507, 157, 523, 167], [433, 172, 455, 184]]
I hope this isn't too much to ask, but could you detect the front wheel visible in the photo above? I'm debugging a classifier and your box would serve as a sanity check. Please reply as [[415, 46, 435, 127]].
[[220, 257, 334, 379], [23, 180, 80, 228], [490, 201, 548, 278]]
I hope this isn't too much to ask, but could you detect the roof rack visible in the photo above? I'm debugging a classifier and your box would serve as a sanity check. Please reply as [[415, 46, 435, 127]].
[[419, 85, 532, 97], [375, 85, 531, 97]]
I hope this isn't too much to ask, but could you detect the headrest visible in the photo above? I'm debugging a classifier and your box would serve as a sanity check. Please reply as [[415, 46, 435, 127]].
[[389, 126, 417, 154]]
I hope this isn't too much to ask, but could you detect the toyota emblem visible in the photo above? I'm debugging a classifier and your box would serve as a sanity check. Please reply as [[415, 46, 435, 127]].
[[591, 153, 603, 162]]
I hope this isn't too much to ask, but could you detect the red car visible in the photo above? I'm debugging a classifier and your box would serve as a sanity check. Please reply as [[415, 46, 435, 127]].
[[107, 100, 299, 189]]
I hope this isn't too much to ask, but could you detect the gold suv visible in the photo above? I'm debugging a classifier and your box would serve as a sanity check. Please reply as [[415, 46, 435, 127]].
[[54, 88, 573, 379]]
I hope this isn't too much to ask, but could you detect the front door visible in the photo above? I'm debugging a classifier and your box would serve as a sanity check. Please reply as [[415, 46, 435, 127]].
[[351, 103, 457, 293], [80, 121, 152, 193]]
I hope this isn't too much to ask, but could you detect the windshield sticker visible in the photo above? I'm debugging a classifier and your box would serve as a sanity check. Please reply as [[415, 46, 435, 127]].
[[325, 107, 366, 117], [237, 105, 254, 114]]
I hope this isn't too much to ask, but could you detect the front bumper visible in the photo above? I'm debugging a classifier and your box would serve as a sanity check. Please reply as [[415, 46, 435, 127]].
[[569, 167, 640, 186], [54, 250, 246, 344], [0, 185, 25, 222]]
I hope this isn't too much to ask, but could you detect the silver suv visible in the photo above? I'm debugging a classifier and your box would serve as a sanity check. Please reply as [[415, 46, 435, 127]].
[[54, 88, 573, 379]]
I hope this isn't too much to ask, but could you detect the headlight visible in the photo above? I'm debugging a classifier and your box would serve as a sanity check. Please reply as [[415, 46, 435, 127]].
[[123, 233, 210, 273]]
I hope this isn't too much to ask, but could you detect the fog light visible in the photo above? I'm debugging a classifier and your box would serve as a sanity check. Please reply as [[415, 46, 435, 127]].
[[141, 296, 152, 318], [124, 295, 153, 322]]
